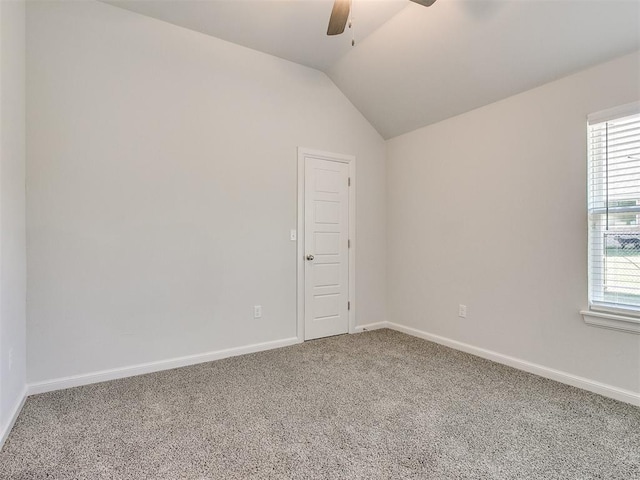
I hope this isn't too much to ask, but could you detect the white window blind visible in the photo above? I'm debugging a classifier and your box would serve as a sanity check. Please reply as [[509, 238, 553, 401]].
[[588, 103, 640, 316]]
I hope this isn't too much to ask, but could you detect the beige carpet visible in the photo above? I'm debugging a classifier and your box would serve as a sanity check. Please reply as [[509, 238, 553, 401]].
[[1, 329, 638, 479]]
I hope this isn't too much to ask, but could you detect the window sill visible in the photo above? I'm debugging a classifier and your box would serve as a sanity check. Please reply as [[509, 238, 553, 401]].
[[580, 310, 640, 334]]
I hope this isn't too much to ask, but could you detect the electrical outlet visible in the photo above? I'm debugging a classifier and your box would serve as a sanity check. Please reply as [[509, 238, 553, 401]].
[[8, 348, 14, 371], [458, 304, 467, 318], [254, 305, 262, 319]]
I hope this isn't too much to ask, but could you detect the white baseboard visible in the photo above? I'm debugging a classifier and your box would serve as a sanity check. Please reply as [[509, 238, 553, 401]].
[[354, 322, 388, 333], [27, 337, 301, 396], [385, 322, 640, 407], [22, 324, 640, 407], [0, 386, 27, 451]]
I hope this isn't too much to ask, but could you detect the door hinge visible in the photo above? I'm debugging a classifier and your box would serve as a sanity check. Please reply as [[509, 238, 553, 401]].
[[348, 239, 351, 248], [348, 177, 351, 187], [348, 301, 351, 311]]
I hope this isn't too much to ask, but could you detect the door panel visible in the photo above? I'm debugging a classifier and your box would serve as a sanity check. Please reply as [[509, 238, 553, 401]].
[[304, 158, 349, 340], [314, 201, 340, 224]]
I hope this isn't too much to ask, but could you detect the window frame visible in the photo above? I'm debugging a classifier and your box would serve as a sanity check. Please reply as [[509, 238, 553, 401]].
[[583, 101, 640, 333]]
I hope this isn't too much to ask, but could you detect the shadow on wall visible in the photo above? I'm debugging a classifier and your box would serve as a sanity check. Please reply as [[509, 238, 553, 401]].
[[460, 0, 507, 21]]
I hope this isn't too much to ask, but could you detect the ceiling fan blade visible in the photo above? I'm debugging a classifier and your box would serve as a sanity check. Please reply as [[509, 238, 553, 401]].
[[327, 0, 350, 36], [410, 0, 437, 6]]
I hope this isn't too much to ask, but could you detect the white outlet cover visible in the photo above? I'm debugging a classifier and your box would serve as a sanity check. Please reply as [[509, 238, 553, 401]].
[[290, 229, 297, 241]]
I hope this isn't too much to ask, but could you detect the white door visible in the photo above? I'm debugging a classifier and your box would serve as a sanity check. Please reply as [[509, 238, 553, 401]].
[[304, 157, 350, 340]]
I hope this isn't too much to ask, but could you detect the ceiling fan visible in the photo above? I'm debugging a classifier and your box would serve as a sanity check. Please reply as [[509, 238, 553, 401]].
[[327, 0, 437, 36]]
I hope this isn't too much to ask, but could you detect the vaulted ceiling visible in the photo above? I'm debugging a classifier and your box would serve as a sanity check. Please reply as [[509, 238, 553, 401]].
[[103, 0, 640, 139]]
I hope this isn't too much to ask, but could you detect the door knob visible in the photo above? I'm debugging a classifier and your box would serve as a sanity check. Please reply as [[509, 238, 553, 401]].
[[306, 254, 315, 261]]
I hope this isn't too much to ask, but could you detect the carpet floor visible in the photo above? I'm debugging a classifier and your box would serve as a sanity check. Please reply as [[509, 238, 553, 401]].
[[0, 329, 638, 479]]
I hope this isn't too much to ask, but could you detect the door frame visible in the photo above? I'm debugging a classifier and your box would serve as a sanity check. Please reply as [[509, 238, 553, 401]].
[[297, 147, 356, 342]]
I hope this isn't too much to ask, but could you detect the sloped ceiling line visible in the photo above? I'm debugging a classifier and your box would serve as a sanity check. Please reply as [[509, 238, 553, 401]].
[[102, 0, 640, 139]]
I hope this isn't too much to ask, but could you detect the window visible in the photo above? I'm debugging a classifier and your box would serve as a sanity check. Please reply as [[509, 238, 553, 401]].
[[587, 102, 640, 317]]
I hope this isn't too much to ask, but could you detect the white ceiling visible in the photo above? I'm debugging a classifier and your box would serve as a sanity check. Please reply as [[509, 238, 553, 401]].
[[329, 0, 640, 138], [101, 0, 408, 71], [102, 0, 640, 139]]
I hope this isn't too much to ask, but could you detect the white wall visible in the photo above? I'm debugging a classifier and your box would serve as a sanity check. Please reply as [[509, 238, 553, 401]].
[[26, 1, 386, 383], [387, 52, 640, 394], [0, 0, 27, 442]]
